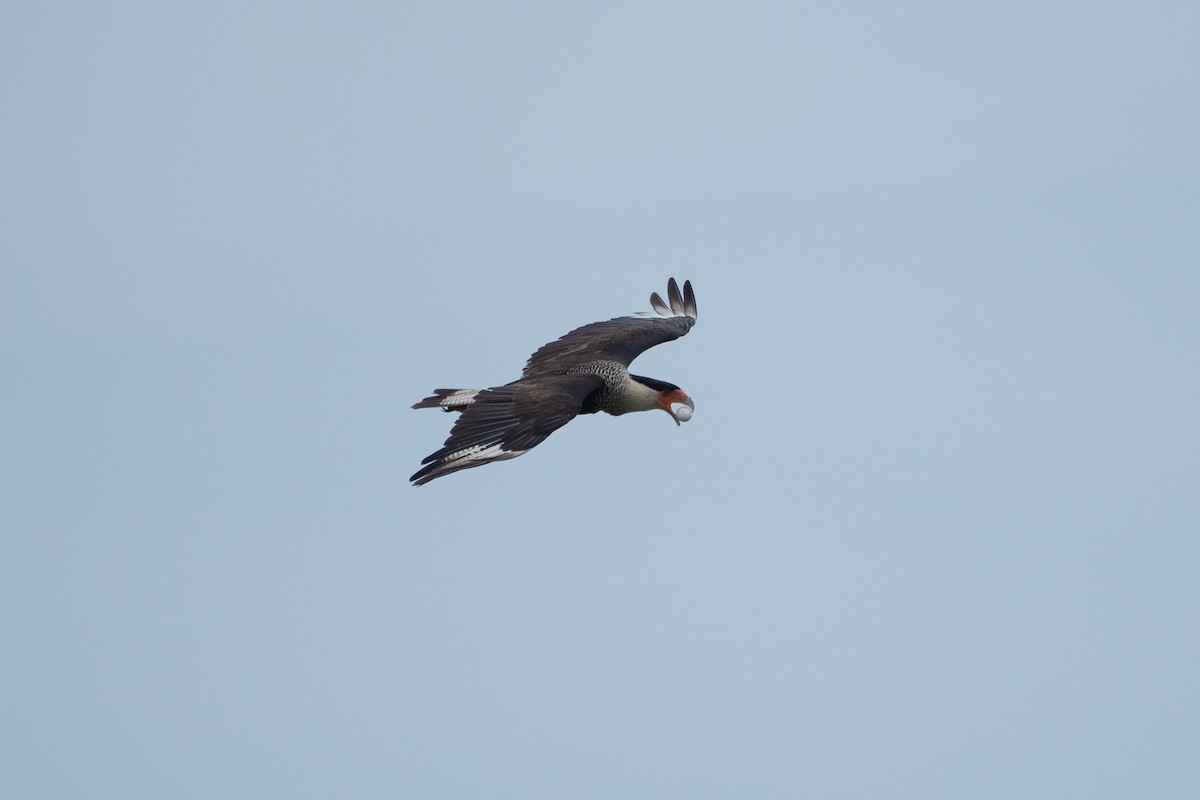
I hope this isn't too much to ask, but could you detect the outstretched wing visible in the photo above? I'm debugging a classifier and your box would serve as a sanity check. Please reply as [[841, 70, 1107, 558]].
[[523, 278, 698, 376], [410, 373, 605, 486]]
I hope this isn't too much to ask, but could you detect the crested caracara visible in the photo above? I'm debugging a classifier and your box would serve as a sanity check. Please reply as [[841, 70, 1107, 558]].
[[411, 278, 698, 485]]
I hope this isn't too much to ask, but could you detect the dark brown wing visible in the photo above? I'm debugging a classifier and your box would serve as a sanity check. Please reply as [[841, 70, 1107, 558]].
[[410, 373, 605, 485], [523, 278, 698, 377]]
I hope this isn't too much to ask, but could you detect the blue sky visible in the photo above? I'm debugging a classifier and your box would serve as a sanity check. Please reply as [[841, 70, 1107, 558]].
[[3, 2, 1198, 798]]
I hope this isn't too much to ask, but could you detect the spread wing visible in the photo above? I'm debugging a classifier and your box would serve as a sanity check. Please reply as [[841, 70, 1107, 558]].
[[523, 278, 698, 377], [410, 373, 605, 485]]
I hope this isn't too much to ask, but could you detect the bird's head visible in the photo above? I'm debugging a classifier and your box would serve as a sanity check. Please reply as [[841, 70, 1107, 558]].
[[631, 375, 695, 426], [658, 388, 695, 426]]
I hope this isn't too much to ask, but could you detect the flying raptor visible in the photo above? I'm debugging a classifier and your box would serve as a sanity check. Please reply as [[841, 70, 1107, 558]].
[[411, 278, 698, 485]]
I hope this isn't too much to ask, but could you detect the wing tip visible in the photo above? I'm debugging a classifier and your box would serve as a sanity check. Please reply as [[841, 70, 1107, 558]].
[[667, 278, 683, 315], [649, 291, 672, 316], [649, 278, 697, 320], [682, 279, 697, 320]]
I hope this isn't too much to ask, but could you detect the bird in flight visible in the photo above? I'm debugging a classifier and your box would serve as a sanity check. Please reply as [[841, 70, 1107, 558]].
[[411, 278, 698, 485]]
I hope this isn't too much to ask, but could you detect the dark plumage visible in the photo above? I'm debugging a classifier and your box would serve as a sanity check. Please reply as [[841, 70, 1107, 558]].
[[411, 278, 699, 485]]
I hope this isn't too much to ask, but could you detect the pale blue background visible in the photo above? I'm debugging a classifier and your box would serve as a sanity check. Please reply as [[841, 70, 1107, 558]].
[[3, 2, 1198, 798]]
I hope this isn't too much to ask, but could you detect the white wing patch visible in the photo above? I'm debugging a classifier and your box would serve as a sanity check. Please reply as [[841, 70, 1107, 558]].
[[441, 442, 525, 468], [439, 389, 481, 409]]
